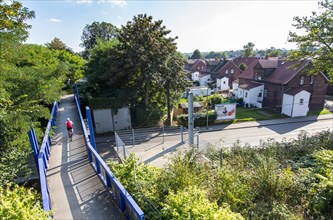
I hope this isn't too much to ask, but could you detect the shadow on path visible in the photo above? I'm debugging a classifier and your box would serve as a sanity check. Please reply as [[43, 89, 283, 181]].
[[48, 94, 125, 219]]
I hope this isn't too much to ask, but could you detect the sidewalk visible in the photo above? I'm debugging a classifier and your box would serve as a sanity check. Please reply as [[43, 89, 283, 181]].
[[117, 113, 332, 168], [48, 94, 125, 219], [198, 113, 333, 133]]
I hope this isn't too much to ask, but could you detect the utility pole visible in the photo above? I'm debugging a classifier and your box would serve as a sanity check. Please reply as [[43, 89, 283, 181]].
[[206, 87, 209, 130], [187, 90, 194, 146]]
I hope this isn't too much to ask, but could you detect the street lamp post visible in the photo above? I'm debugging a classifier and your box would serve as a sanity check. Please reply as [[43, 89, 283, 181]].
[[206, 87, 209, 130]]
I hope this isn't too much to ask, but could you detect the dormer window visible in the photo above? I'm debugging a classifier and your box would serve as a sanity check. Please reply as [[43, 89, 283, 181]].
[[309, 75, 314, 84], [300, 76, 305, 85], [231, 69, 234, 74], [255, 73, 261, 80], [225, 69, 229, 74]]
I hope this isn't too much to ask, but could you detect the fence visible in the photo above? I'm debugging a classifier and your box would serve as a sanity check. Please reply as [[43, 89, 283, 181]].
[[28, 101, 58, 212], [74, 94, 144, 220]]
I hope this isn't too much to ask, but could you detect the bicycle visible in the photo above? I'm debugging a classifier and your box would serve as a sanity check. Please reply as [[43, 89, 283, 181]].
[[68, 128, 73, 142]]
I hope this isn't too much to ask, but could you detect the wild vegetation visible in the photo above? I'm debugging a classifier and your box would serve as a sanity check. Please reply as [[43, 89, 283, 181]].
[[0, 0, 85, 217], [108, 130, 333, 219]]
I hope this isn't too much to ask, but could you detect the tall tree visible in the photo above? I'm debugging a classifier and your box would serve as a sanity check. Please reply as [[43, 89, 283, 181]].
[[241, 42, 255, 57], [80, 21, 118, 59], [45, 37, 74, 53], [288, 0, 333, 81], [85, 14, 186, 125], [191, 49, 203, 59], [266, 47, 283, 57]]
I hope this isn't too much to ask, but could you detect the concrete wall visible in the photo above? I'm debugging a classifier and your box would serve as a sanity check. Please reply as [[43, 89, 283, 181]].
[[93, 107, 131, 134], [113, 107, 131, 131], [93, 109, 113, 134]]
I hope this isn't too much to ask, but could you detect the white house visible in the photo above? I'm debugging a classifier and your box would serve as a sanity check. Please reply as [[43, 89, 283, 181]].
[[281, 90, 310, 117], [199, 73, 211, 86], [217, 77, 229, 91], [238, 82, 264, 108], [191, 71, 200, 81], [232, 79, 239, 98]]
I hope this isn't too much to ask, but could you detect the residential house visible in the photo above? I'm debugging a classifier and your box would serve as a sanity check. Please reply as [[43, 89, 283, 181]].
[[211, 57, 258, 91], [237, 57, 329, 117], [186, 59, 207, 72]]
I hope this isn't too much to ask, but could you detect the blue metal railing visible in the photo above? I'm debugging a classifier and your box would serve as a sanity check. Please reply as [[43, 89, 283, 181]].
[[74, 93, 144, 220], [29, 101, 58, 212]]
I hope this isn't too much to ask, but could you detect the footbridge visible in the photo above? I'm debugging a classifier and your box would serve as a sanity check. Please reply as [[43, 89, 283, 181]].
[[28, 91, 144, 219]]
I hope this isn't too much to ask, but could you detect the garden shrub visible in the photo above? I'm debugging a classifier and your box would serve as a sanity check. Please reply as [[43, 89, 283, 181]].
[[0, 184, 51, 220]]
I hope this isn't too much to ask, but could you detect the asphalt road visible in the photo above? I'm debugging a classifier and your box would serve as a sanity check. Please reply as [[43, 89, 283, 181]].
[[198, 118, 333, 148]]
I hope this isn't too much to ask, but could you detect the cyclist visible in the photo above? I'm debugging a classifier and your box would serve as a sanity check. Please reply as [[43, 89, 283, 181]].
[[65, 118, 73, 131], [65, 118, 74, 140]]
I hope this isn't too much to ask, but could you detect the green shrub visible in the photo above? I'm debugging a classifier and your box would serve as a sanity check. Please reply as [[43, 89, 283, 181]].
[[161, 186, 244, 220], [0, 184, 51, 219], [176, 111, 217, 127]]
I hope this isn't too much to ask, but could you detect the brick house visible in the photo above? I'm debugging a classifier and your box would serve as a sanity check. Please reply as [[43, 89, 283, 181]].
[[210, 57, 258, 91], [236, 57, 329, 117], [185, 59, 207, 72]]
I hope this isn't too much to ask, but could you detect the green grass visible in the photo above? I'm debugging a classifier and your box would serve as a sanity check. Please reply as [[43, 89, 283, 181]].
[[307, 108, 332, 116], [234, 106, 286, 122]]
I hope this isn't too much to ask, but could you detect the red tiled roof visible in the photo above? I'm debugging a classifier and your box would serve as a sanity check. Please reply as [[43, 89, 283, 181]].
[[265, 59, 311, 84], [239, 58, 311, 84], [238, 59, 260, 79], [233, 57, 258, 66], [239, 81, 263, 90], [259, 58, 278, 68], [284, 88, 310, 96]]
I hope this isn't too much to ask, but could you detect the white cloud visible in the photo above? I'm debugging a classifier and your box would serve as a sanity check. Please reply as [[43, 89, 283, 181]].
[[117, 16, 122, 19], [47, 18, 62, 23], [76, 0, 93, 4], [110, 0, 127, 8], [75, 0, 126, 7]]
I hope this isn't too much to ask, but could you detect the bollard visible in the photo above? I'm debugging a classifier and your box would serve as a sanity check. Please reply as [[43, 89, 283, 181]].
[[180, 125, 184, 143], [162, 126, 165, 144], [132, 129, 135, 147]]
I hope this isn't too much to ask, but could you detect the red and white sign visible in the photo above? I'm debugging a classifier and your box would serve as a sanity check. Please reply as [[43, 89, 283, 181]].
[[215, 103, 236, 120]]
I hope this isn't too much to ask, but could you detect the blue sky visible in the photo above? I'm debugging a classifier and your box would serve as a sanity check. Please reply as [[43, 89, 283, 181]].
[[22, 0, 319, 53]]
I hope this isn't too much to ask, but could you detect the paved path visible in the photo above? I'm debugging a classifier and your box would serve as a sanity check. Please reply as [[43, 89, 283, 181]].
[[48, 95, 125, 219], [114, 113, 332, 168]]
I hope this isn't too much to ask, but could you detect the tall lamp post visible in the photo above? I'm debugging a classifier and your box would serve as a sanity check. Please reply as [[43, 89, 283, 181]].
[[206, 87, 209, 130]]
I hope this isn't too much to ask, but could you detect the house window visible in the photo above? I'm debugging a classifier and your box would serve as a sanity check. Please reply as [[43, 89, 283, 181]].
[[258, 92, 262, 97], [255, 73, 261, 80], [231, 69, 234, 74], [300, 76, 305, 85], [225, 69, 229, 74], [300, 98, 304, 105], [223, 81, 226, 84], [309, 76, 314, 84], [245, 92, 248, 98]]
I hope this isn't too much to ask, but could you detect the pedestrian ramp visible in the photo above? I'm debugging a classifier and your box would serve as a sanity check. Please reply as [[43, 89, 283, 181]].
[[47, 95, 126, 219]]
